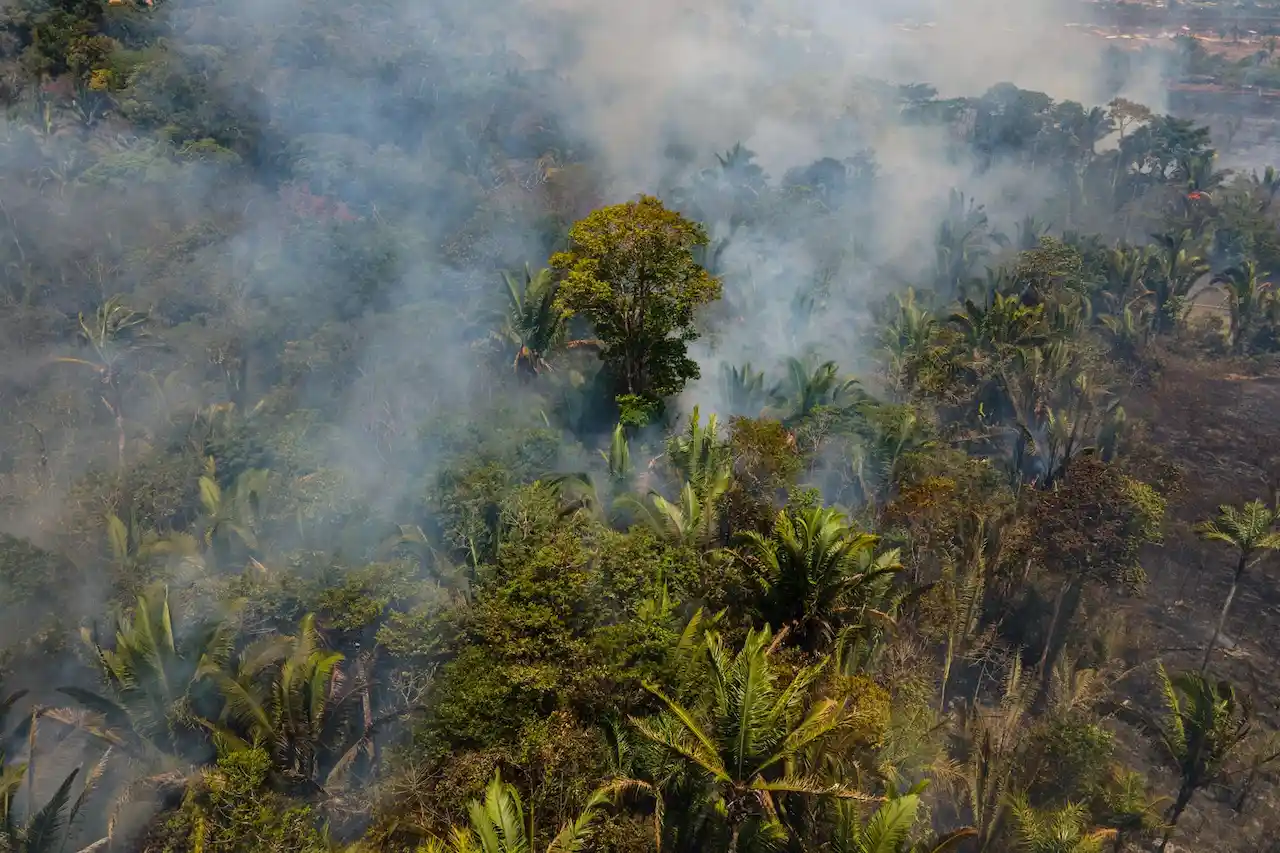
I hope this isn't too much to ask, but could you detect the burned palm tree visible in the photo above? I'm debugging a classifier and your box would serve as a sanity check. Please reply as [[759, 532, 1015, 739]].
[[53, 296, 150, 470]]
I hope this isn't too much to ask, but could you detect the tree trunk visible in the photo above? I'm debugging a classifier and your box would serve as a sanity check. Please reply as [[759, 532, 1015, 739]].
[[1175, 557, 1198, 600], [1038, 580, 1069, 675], [1037, 577, 1082, 705], [1201, 554, 1247, 674], [360, 652, 377, 769], [1160, 785, 1195, 850], [101, 392, 126, 472], [1235, 766, 1259, 813], [939, 633, 955, 714], [234, 346, 251, 409]]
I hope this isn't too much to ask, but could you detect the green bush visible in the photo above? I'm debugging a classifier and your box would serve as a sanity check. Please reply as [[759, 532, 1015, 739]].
[[151, 748, 327, 853]]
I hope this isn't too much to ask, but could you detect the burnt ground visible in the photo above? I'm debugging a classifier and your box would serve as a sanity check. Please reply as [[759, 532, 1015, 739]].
[[1105, 353, 1280, 852]]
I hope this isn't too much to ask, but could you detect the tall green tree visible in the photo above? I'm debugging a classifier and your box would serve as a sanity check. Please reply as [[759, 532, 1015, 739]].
[[1194, 500, 1280, 673], [551, 195, 721, 407]]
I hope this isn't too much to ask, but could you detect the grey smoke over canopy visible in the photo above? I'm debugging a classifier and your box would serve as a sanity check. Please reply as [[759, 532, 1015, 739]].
[[0, 0, 1172, 552]]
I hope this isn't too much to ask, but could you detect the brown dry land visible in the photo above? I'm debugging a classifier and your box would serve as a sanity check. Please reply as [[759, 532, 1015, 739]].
[[1113, 356, 1280, 852]]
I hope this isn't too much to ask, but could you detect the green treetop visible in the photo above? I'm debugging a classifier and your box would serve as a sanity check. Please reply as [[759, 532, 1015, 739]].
[[552, 195, 722, 412]]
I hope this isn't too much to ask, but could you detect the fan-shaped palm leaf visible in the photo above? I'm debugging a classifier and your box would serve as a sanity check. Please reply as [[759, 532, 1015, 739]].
[[1194, 500, 1280, 671]]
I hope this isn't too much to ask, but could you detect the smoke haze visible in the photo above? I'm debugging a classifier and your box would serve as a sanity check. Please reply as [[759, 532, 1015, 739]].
[[0, 0, 1168, 615]]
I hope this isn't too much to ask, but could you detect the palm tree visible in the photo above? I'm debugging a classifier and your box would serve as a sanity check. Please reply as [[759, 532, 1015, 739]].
[[500, 265, 566, 376], [102, 512, 202, 597], [630, 478, 730, 549], [948, 294, 1046, 360], [832, 782, 975, 853], [997, 343, 1124, 488], [1178, 153, 1228, 230], [418, 770, 622, 853], [936, 514, 997, 713], [1013, 215, 1049, 251], [1095, 245, 1153, 315], [1212, 262, 1273, 355], [602, 705, 711, 853], [1146, 230, 1208, 334], [666, 406, 732, 493], [1247, 164, 1280, 211], [1017, 376, 1124, 489], [0, 688, 31, 833], [1081, 105, 1115, 157], [958, 658, 1034, 853], [499, 266, 597, 376], [200, 613, 366, 792], [1009, 796, 1116, 853], [632, 626, 875, 853], [1148, 666, 1251, 849], [197, 459, 269, 568], [847, 402, 939, 509], [52, 295, 150, 470], [0, 758, 108, 853], [600, 422, 632, 481], [0, 682, 113, 853], [736, 506, 901, 652], [1093, 767, 1168, 853], [1194, 500, 1280, 672], [53, 586, 232, 764], [933, 190, 997, 298], [547, 423, 633, 523], [624, 407, 735, 548], [720, 362, 767, 417], [768, 357, 859, 423], [944, 296, 1048, 433], [1099, 304, 1151, 363], [879, 288, 943, 397]]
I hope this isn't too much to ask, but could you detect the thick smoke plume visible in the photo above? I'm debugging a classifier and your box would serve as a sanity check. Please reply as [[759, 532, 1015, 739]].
[[0, 0, 1166, 591], [0, 0, 1198, 842], [0, 0, 1165, 702]]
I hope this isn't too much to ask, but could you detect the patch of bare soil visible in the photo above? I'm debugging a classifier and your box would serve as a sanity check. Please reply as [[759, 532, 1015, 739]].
[[1110, 354, 1280, 851]]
